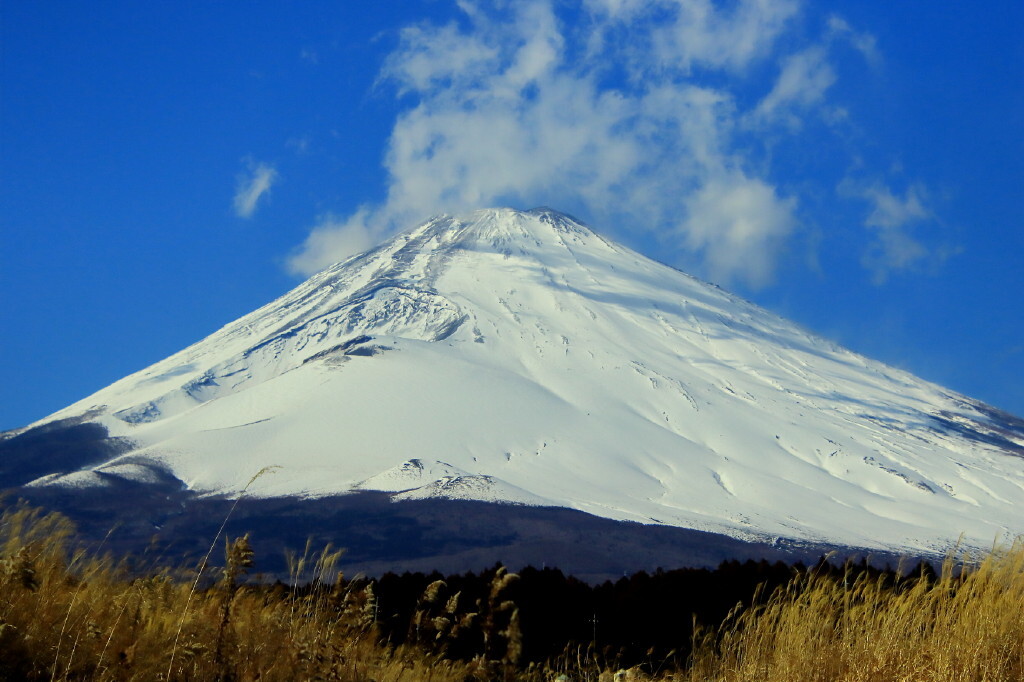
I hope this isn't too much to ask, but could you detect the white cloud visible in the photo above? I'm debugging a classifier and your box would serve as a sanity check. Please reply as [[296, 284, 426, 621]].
[[742, 14, 878, 132], [682, 172, 797, 287], [827, 15, 881, 66], [582, 0, 799, 73], [288, 0, 885, 287], [287, 209, 379, 275], [853, 182, 937, 283], [233, 160, 278, 218], [650, 0, 801, 74], [752, 46, 836, 126], [863, 183, 930, 229]]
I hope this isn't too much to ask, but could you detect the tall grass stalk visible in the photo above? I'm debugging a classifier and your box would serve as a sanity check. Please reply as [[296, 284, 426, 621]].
[[52, 525, 118, 680], [166, 465, 278, 680]]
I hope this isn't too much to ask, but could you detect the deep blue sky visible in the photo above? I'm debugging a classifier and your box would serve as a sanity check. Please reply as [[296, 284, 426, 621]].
[[2, 0, 1022, 430]]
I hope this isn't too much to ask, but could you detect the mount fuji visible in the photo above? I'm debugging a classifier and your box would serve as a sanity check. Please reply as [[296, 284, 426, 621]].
[[3, 207, 1022, 575]]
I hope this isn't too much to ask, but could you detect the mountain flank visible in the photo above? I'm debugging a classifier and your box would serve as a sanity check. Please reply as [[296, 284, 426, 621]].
[[3, 207, 1022, 573]]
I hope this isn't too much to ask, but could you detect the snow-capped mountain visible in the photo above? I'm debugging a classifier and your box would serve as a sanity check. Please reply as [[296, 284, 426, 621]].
[[5, 208, 1023, 558]]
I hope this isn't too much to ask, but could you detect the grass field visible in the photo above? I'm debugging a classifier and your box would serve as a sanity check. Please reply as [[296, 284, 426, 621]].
[[2, 503, 1021, 681]]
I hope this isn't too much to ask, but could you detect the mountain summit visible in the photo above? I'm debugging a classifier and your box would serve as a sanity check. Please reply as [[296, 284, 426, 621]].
[[5, 208, 1023, 559]]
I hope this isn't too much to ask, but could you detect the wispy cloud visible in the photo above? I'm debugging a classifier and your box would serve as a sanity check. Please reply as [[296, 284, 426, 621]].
[[287, 210, 378, 276], [286, 136, 311, 154], [751, 46, 836, 127], [863, 183, 931, 229], [644, 0, 800, 73], [285, 0, 901, 288], [848, 181, 944, 283], [827, 15, 881, 66], [233, 160, 278, 219]]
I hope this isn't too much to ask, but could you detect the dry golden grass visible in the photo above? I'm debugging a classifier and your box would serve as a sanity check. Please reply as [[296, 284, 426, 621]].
[[1, 501, 1021, 681], [685, 541, 1024, 682], [0, 504, 476, 681]]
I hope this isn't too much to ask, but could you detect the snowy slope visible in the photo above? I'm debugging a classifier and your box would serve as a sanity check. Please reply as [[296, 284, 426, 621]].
[[19, 208, 1024, 555]]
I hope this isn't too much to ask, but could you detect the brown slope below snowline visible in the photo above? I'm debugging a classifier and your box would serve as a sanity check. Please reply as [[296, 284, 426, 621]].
[[2, 503, 1022, 681]]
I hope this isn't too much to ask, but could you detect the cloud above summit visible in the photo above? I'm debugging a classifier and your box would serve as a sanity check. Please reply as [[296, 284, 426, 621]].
[[287, 0, 908, 287]]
